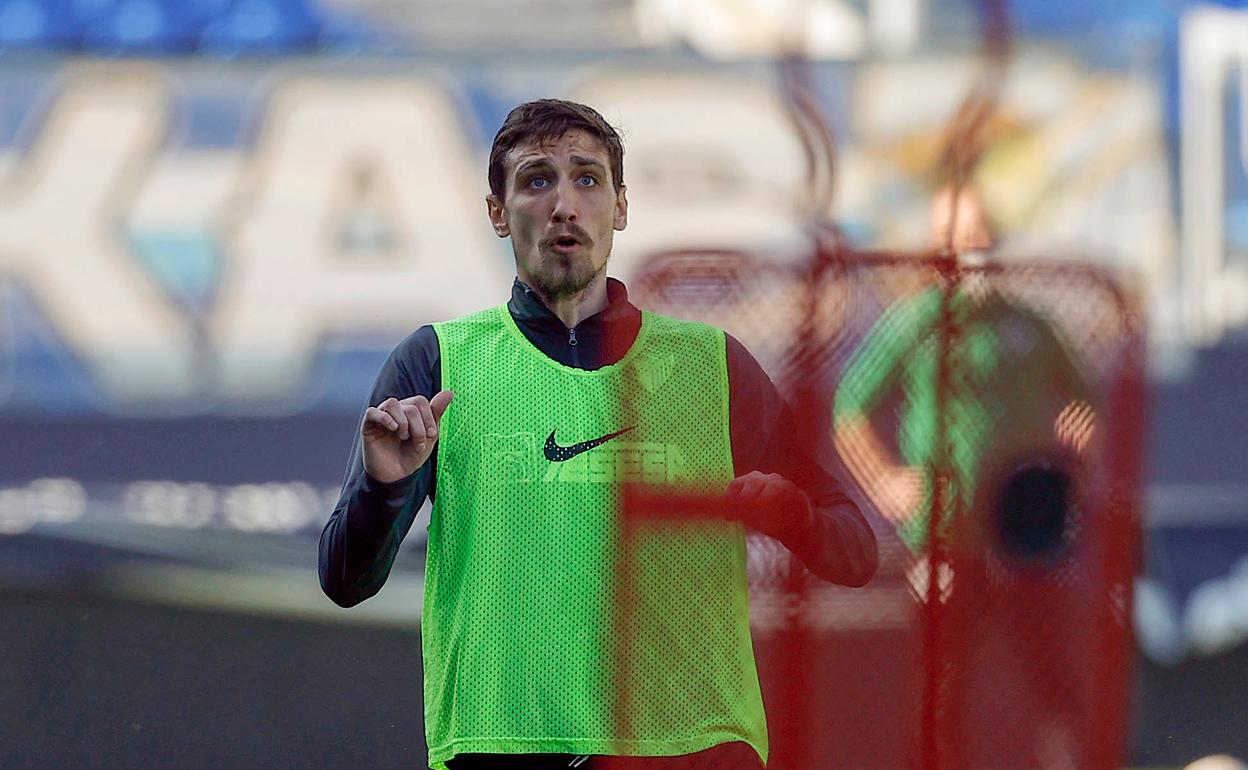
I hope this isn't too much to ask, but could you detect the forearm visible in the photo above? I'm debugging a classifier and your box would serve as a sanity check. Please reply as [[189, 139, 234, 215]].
[[320, 325, 441, 607], [319, 469, 425, 607], [724, 332, 879, 586], [779, 494, 878, 587]]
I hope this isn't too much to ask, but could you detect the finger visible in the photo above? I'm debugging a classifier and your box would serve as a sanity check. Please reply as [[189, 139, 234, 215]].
[[726, 470, 763, 491], [363, 406, 399, 432], [725, 475, 764, 506], [407, 394, 429, 424], [738, 475, 766, 500], [380, 400, 410, 440], [725, 475, 749, 498], [402, 403, 427, 446], [756, 474, 792, 501], [415, 397, 438, 442], [430, 389, 455, 421]]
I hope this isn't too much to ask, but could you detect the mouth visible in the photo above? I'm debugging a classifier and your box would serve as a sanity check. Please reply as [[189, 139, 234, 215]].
[[547, 231, 588, 255]]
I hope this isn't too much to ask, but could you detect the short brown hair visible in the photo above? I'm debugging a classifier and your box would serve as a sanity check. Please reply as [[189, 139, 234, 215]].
[[488, 99, 624, 200]]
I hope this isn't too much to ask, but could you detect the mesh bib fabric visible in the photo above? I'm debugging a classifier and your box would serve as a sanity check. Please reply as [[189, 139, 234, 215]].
[[424, 304, 766, 767]]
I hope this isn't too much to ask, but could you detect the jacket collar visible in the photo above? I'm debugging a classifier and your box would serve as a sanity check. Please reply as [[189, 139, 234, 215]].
[[507, 276, 638, 329]]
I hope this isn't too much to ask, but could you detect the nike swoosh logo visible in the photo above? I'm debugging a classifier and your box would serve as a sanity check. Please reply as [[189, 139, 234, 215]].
[[544, 426, 635, 462]]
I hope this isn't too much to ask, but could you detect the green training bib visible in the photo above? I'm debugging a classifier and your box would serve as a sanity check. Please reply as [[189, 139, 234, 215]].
[[424, 304, 766, 767]]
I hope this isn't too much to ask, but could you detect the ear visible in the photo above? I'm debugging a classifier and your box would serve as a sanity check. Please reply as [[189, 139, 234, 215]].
[[486, 194, 510, 238], [613, 186, 628, 231]]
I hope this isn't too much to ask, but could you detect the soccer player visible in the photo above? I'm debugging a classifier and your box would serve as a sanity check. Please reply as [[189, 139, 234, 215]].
[[319, 99, 878, 770]]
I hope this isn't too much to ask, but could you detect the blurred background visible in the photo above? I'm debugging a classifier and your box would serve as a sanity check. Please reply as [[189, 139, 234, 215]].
[[0, 0, 1246, 768]]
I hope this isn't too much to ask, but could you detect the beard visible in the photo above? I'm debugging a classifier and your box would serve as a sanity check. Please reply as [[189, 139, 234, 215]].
[[528, 243, 604, 300]]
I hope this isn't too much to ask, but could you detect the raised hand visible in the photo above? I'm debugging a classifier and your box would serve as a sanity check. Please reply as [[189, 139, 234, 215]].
[[361, 390, 454, 483]]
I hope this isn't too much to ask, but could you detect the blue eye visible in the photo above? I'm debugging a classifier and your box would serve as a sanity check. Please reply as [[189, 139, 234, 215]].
[[528, 177, 549, 189], [578, 175, 598, 186]]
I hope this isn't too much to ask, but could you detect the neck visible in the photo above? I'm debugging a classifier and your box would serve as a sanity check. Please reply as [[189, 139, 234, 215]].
[[521, 270, 609, 328]]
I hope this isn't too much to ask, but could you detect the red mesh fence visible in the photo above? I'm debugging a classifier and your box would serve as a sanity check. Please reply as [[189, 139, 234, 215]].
[[611, 246, 1145, 770]]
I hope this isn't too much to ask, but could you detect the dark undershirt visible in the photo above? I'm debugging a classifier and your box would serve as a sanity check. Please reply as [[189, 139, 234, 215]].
[[319, 276, 876, 608]]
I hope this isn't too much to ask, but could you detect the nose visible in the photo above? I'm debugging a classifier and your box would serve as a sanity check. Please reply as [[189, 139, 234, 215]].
[[551, 179, 578, 223]]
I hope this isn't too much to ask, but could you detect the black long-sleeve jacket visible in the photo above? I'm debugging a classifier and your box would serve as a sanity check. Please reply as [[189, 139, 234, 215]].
[[319, 277, 877, 607]]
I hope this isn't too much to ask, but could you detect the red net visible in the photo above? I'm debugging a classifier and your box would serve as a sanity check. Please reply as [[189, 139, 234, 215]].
[[611, 246, 1144, 770]]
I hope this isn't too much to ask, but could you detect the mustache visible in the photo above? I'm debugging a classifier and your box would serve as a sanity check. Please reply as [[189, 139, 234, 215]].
[[539, 225, 593, 249]]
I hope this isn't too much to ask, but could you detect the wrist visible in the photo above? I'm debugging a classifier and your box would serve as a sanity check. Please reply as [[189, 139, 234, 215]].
[[362, 467, 420, 498], [763, 481, 814, 541]]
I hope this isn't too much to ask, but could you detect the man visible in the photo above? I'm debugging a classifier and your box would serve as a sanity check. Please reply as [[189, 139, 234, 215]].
[[834, 182, 1094, 548], [320, 99, 878, 770], [833, 182, 1098, 769]]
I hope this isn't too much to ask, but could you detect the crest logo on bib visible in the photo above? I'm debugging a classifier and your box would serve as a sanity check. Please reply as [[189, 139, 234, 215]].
[[635, 350, 674, 393]]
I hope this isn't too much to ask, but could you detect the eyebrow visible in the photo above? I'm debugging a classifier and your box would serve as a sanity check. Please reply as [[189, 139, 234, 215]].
[[569, 156, 607, 173], [514, 155, 608, 177], [514, 157, 552, 177]]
